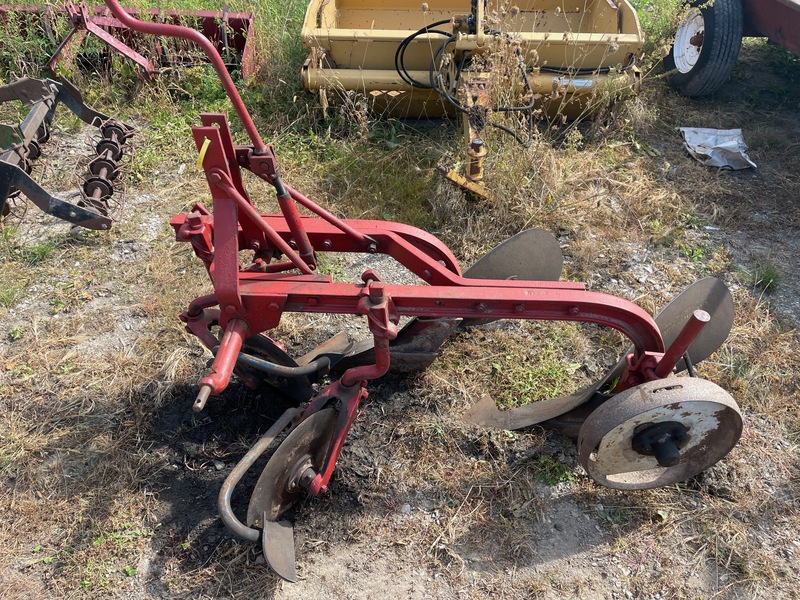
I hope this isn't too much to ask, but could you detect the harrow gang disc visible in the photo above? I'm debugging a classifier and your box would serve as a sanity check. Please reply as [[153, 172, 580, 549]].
[[577, 377, 742, 490], [246, 407, 337, 527]]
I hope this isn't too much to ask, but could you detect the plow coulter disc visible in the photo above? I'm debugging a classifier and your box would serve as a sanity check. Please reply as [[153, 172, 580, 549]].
[[247, 408, 337, 525], [460, 227, 563, 327], [577, 377, 742, 490], [246, 408, 337, 581], [462, 227, 563, 281]]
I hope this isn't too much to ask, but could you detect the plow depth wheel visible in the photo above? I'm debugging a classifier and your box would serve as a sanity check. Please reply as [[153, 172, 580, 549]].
[[577, 378, 742, 490]]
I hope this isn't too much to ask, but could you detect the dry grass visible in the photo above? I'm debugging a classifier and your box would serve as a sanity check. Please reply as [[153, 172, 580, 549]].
[[1, 5, 799, 599]]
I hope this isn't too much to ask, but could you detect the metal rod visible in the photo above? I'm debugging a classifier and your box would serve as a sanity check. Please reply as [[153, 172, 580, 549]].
[[654, 309, 710, 378], [101, 0, 266, 153], [213, 173, 315, 275], [217, 407, 302, 542]]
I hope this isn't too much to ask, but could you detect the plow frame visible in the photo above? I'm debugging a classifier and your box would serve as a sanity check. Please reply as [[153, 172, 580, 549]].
[[94, 0, 737, 581]]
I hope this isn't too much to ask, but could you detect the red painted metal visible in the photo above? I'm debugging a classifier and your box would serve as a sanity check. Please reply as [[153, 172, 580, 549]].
[[99, 1, 727, 560], [743, 0, 800, 56], [654, 309, 710, 378], [0, 3, 257, 77]]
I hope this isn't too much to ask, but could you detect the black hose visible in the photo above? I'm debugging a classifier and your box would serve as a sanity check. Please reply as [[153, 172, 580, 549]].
[[211, 345, 331, 378], [395, 19, 452, 88]]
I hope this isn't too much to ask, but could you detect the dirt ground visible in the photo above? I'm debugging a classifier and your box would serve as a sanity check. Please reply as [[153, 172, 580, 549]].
[[2, 42, 799, 599]]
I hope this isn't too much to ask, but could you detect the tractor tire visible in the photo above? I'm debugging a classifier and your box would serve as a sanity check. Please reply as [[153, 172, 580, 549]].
[[664, 0, 744, 97]]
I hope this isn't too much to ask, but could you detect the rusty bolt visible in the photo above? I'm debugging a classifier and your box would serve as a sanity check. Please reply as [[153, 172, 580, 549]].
[[298, 467, 316, 489], [288, 239, 297, 249], [475, 302, 487, 313], [568, 306, 580, 316], [368, 242, 378, 254], [322, 239, 333, 250], [514, 304, 524, 314], [249, 240, 261, 250], [268, 302, 280, 311]]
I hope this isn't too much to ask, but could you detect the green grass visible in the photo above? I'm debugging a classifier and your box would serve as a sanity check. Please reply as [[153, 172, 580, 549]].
[[752, 262, 782, 294]]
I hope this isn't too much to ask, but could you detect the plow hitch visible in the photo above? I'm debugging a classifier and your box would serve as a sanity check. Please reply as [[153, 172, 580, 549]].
[[100, 0, 743, 580]]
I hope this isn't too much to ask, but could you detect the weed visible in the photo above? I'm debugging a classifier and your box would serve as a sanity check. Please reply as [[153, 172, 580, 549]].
[[22, 241, 55, 266], [527, 455, 575, 486], [752, 262, 782, 293], [0, 284, 21, 309]]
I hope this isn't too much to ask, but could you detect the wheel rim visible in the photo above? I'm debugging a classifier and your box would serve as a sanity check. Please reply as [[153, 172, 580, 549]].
[[673, 8, 705, 73], [578, 378, 742, 490]]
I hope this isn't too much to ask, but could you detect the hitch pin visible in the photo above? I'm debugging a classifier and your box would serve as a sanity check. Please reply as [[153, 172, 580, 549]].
[[654, 309, 710, 378]]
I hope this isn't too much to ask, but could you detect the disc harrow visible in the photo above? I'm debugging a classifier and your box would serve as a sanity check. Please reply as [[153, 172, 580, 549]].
[[99, 0, 743, 582], [0, 75, 132, 229]]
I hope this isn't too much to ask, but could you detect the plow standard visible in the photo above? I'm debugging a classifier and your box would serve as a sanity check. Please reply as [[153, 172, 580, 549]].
[[65, 1, 744, 582]]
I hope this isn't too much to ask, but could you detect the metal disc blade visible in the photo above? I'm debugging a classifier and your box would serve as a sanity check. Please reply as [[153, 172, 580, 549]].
[[262, 518, 297, 583], [652, 276, 734, 372], [461, 228, 563, 327], [247, 408, 337, 526], [463, 228, 563, 281], [601, 276, 734, 386]]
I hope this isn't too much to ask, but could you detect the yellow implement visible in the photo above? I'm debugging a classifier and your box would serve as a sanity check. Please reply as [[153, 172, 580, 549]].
[[300, 0, 644, 198]]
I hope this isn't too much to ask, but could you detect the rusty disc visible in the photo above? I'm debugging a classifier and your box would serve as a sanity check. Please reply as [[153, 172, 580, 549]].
[[246, 408, 337, 527], [577, 377, 742, 490]]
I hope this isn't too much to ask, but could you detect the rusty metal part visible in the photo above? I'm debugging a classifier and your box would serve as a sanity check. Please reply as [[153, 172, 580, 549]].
[[261, 519, 297, 583], [742, 0, 800, 56], [217, 407, 301, 543], [463, 277, 733, 430], [577, 377, 742, 490], [247, 407, 337, 527]]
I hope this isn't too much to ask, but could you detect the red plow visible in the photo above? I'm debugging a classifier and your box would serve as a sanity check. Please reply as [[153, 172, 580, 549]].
[[97, 1, 742, 582]]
